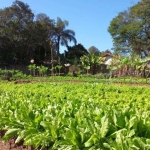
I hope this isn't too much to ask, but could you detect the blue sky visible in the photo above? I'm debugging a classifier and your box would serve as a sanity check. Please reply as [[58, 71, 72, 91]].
[[1, 0, 140, 53]]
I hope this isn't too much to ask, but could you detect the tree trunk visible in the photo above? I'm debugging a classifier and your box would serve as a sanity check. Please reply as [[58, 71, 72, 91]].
[[148, 49, 150, 57], [50, 41, 54, 75]]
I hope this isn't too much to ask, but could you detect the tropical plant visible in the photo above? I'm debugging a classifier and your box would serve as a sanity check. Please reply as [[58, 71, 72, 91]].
[[28, 64, 36, 76], [54, 17, 77, 55], [55, 65, 62, 76], [80, 54, 103, 74], [37, 65, 48, 77]]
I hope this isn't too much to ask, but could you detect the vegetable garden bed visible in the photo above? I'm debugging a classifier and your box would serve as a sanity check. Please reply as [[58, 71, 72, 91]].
[[0, 81, 150, 149]]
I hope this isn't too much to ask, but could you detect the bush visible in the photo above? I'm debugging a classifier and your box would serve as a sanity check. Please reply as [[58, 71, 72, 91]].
[[0, 69, 29, 81]]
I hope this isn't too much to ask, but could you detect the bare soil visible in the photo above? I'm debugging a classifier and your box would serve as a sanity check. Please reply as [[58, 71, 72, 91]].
[[112, 82, 150, 88], [13, 79, 150, 87], [0, 131, 39, 150]]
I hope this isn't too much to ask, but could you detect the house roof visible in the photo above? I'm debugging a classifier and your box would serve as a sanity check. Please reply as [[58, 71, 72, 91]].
[[102, 53, 113, 57]]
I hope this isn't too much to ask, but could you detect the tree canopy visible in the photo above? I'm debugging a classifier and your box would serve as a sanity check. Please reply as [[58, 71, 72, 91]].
[[108, 0, 150, 57], [53, 17, 77, 56], [64, 44, 88, 64], [0, 0, 77, 65], [0, 0, 35, 64], [88, 46, 101, 55]]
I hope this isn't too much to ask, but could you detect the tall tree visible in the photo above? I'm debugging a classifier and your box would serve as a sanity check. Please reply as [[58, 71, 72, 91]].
[[130, 0, 150, 56], [108, 9, 136, 54], [0, 0, 34, 64], [33, 13, 55, 64], [0, 1, 77, 65], [0, 1, 55, 64], [108, 0, 150, 57], [64, 43, 88, 64], [88, 46, 100, 55], [54, 17, 77, 56]]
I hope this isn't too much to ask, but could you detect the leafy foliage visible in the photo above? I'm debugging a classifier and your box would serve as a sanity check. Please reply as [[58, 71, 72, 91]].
[[108, 0, 150, 56], [64, 44, 88, 65], [88, 46, 100, 55], [0, 82, 150, 149], [0, 1, 76, 65]]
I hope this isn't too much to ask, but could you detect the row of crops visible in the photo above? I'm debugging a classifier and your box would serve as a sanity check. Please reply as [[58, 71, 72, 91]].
[[1, 65, 150, 85], [0, 82, 150, 149]]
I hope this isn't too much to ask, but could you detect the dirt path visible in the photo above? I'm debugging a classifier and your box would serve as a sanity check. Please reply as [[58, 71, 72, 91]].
[[14, 80, 150, 89]]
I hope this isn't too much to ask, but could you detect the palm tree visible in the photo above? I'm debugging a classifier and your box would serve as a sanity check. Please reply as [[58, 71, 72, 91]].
[[54, 17, 77, 55]]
